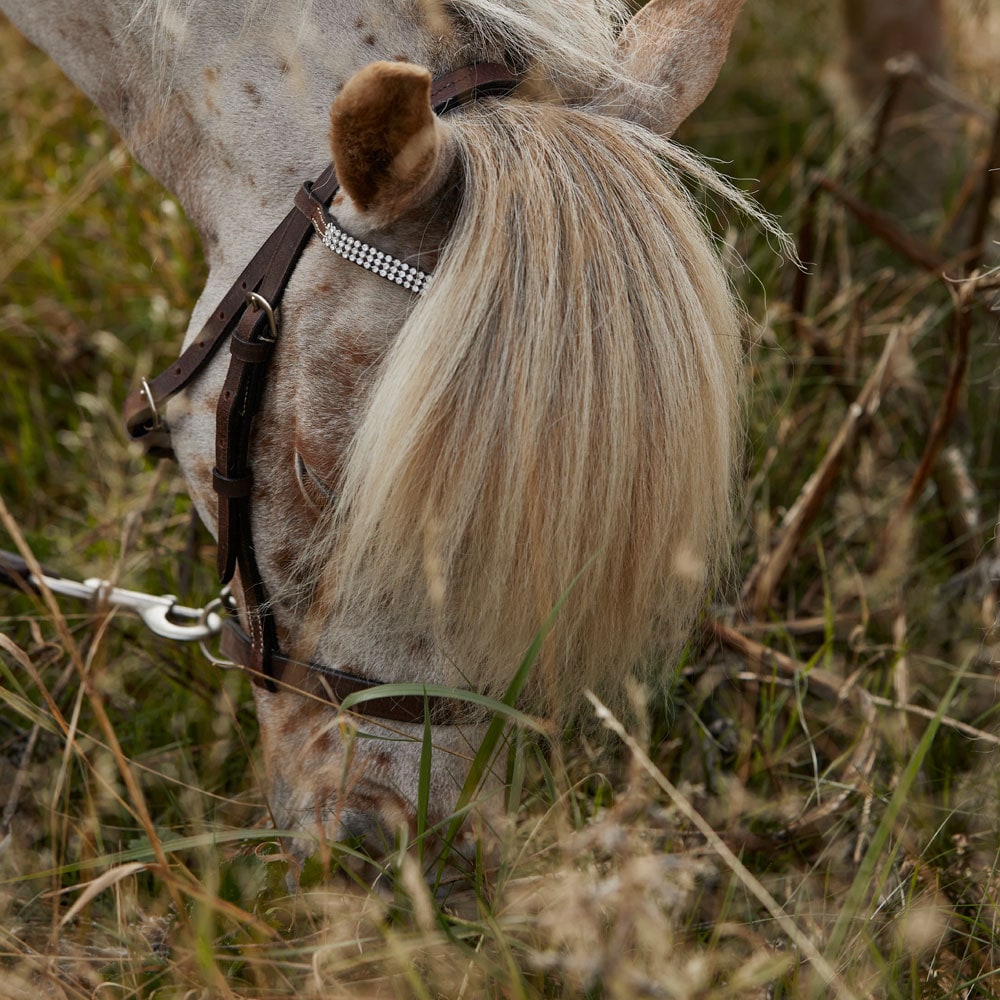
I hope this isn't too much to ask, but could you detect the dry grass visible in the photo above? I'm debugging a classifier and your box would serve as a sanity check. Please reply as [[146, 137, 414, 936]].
[[2, 3, 1000, 997]]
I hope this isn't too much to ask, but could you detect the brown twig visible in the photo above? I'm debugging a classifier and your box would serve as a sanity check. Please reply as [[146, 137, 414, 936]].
[[814, 173, 947, 273], [743, 318, 923, 617], [906, 65, 996, 124], [791, 181, 820, 340], [894, 278, 975, 521], [707, 619, 1000, 748], [861, 66, 908, 199], [966, 95, 1000, 274], [703, 619, 878, 836]]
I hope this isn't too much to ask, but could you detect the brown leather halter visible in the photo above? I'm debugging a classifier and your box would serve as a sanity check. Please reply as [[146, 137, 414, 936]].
[[122, 64, 520, 725]]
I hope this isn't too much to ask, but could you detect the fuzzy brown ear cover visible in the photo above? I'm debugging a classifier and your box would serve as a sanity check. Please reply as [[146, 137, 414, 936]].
[[330, 61, 449, 218]]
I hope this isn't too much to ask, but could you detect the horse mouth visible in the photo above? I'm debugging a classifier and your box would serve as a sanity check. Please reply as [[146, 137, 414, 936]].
[[270, 774, 416, 856]]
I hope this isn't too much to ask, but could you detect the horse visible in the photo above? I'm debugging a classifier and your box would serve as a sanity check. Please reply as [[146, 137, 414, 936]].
[[1, 0, 772, 871]]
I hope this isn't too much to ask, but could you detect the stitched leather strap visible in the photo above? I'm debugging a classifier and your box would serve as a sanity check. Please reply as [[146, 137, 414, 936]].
[[122, 164, 341, 457], [212, 310, 281, 681], [429, 61, 521, 112]]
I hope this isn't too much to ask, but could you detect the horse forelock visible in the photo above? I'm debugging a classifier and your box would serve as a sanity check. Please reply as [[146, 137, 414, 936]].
[[297, 102, 752, 718]]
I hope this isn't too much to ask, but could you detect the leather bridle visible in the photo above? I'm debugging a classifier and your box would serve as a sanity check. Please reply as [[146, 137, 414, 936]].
[[122, 64, 520, 725]]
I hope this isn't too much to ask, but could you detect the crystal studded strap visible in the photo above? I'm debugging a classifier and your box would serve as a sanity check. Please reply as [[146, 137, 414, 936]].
[[319, 217, 433, 294], [290, 62, 520, 296], [292, 184, 433, 294]]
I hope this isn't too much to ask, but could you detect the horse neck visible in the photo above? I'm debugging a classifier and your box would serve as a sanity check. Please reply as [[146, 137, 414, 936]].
[[2, 0, 452, 257]]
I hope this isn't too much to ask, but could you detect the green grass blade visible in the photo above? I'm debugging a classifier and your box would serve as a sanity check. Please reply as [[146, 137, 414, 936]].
[[432, 561, 592, 888], [338, 683, 546, 731], [417, 698, 432, 865], [821, 658, 970, 975]]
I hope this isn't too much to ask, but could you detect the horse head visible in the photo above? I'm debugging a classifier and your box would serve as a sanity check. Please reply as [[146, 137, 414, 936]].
[[2, 0, 755, 875]]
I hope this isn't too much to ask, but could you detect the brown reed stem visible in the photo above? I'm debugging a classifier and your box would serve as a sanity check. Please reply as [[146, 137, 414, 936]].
[[966, 94, 1000, 274], [895, 278, 975, 520], [743, 318, 922, 617], [814, 173, 947, 273]]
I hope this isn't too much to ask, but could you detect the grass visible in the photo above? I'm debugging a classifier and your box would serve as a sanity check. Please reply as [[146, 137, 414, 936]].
[[2, 3, 1000, 997]]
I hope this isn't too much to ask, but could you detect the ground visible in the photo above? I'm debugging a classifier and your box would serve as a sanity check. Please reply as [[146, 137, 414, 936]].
[[1, 2, 999, 996]]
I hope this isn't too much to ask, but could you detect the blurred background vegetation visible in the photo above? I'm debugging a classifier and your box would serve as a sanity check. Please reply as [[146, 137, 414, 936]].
[[1, 1, 999, 997]]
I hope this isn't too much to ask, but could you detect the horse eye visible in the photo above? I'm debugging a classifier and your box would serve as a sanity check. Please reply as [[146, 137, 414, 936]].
[[295, 451, 338, 508]]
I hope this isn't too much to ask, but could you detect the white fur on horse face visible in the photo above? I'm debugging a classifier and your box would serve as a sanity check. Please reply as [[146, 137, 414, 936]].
[[1, 0, 755, 865]]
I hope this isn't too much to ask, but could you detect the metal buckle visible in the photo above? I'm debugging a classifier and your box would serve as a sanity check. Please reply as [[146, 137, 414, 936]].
[[139, 377, 163, 431], [246, 292, 278, 342]]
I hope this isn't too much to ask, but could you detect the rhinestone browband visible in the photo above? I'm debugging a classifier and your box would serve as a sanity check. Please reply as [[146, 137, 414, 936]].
[[317, 216, 432, 295]]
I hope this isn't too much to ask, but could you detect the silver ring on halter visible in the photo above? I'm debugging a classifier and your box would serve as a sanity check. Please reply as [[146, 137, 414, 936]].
[[246, 291, 279, 342]]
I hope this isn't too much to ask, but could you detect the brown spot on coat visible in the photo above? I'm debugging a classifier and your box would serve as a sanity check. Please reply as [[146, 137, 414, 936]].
[[280, 697, 327, 738], [311, 729, 339, 756]]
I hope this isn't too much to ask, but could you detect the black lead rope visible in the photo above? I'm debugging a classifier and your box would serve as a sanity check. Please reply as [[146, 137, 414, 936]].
[[0, 550, 49, 594]]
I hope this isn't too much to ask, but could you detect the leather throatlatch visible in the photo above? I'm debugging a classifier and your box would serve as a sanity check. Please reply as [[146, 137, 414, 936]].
[[122, 63, 521, 724]]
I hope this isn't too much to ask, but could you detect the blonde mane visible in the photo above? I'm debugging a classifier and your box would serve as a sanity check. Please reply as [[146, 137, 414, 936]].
[[304, 99, 749, 714]]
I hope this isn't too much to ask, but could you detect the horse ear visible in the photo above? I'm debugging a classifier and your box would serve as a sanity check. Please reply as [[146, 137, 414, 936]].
[[616, 0, 746, 136], [330, 61, 453, 223]]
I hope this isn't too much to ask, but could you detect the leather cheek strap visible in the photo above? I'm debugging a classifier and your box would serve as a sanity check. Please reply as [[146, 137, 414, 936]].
[[121, 163, 342, 457]]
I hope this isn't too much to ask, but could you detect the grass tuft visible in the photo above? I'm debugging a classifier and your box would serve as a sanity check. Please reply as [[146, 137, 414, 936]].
[[3, 2, 1000, 996]]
